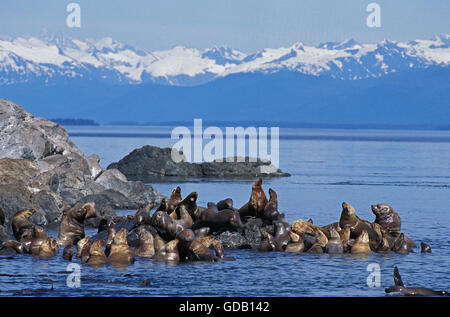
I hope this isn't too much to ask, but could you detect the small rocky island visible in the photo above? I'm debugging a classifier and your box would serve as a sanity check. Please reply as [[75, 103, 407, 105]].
[[107, 145, 290, 182]]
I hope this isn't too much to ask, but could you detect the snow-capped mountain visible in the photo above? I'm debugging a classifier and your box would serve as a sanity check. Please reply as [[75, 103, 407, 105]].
[[0, 33, 449, 86]]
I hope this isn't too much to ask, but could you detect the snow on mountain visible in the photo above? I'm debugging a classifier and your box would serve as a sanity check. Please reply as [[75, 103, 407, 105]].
[[0, 33, 449, 86]]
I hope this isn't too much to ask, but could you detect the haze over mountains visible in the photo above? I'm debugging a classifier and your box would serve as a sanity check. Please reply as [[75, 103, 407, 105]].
[[0, 33, 449, 127]]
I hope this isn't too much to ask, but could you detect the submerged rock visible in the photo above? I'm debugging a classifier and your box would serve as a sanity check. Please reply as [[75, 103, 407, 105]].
[[107, 145, 290, 181]]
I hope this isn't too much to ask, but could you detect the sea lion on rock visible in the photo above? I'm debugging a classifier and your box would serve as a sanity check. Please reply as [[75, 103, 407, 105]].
[[339, 202, 360, 229], [273, 217, 291, 251], [262, 189, 281, 224], [12, 209, 35, 250], [57, 203, 98, 246], [371, 203, 401, 236], [339, 202, 380, 247], [285, 241, 305, 253], [135, 229, 155, 258], [39, 238, 59, 259], [134, 205, 152, 228], [420, 242, 431, 253], [325, 228, 343, 254], [87, 240, 108, 266], [156, 198, 169, 212], [259, 229, 276, 252], [63, 245, 74, 261], [351, 230, 371, 255], [30, 226, 48, 256], [108, 228, 135, 266], [152, 205, 193, 240], [0, 240, 24, 254], [196, 202, 243, 233], [171, 192, 199, 220], [238, 178, 268, 219], [168, 187, 183, 213], [385, 267, 450, 296], [194, 227, 210, 238], [217, 198, 235, 211]]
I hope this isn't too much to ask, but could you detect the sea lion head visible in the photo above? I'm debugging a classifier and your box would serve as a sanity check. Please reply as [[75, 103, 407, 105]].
[[113, 228, 128, 245], [76, 237, 91, 258], [33, 225, 47, 239], [89, 240, 106, 257], [253, 178, 263, 190], [39, 238, 59, 258], [371, 203, 401, 235], [328, 228, 341, 242], [151, 210, 169, 228], [268, 188, 277, 202], [12, 209, 36, 240], [63, 245, 74, 261], [357, 230, 369, 244], [176, 229, 195, 245], [157, 198, 169, 212], [183, 192, 198, 211], [339, 202, 359, 228], [2, 240, 24, 254], [420, 242, 431, 253], [170, 186, 182, 201], [82, 202, 98, 219]]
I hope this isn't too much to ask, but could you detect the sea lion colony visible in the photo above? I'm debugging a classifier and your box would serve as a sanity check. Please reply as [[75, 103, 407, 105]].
[[0, 178, 432, 266]]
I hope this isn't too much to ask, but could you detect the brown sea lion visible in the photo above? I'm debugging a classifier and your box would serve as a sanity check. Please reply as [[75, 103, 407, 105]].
[[339, 202, 360, 229], [194, 227, 210, 238], [291, 219, 316, 237], [217, 198, 235, 211], [238, 178, 268, 219], [153, 234, 166, 254], [134, 205, 152, 227], [135, 229, 155, 258], [392, 233, 409, 254], [0, 240, 24, 254], [156, 198, 169, 212], [385, 266, 450, 296], [11, 209, 35, 250], [285, 241, 305, 253], [420, 242, 431, 253], [211, 240, 226, 259], [164, 239, 180, 263], [63, 245, 74, 261], [168, 186, 183, 213], [97, 217, 109, 233], [152, 205, 193, 239], [30, 226, 48, 256], [306, 243, 324, 254], [197, 202, 243, 233], [108, 228, 135, 266], [322, 222, 341, 233], [87, 240, 108, 266], [196, 235, 215, 248], [259, 229, 275, 252], [104, 225, 116, 257], [339, 202, 380, 246], [57, 203, 98, 246], [39, 238, 59, 259], [171, 192, 199, 220], [325, 228, 343, 254], [76, 237, 91, 263], [262, 188, 281, 223], [0, 207, 5, 226], [351, 230, 371, 254], [188, 239, 217, 262], [371, 203, 401, 236]]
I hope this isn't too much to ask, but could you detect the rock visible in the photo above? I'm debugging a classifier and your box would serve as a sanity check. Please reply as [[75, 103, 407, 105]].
[[215, 218, 275, 249], [86, 154, 103, 179], [107, 145, 290, 181], [0, 225, 11, 244], [216, 231, 247, 249]]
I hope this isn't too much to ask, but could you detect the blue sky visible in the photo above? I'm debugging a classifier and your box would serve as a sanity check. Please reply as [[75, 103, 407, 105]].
[[1, 0, 449, 52]]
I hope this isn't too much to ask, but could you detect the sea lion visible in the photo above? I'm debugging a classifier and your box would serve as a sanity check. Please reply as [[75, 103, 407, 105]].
[[285, 241, 305, 253], [322, 222, 341, 233], [196, 235, 215, 248], [238, 178, 268, 219], [291, 219, 316, 236], [153, 234, 166, 254], [87, 240, 108, 266], [76, 237, 91, 263], [194, 227, 210, 238], [63, 245, 74, 261], [97, 217, 109, 233], [171, 192, 199, 220], [338, 226, 351, 249], [39, 238, 59, 259], [371, 203, 401, 236], [104, 225, 116, 257], [188, 239, 217, 262], [164, 239, 180, 263], [11, 209, 35, 250], [196, 202, 243, 233], [156, 198, 169, 212], [217, 198, 235, 211], [0, 207, 5, 226], [30, 226, 48, 256], [392, 233, 409, 254], [57, 203, 98, 246], [0, 240, 24, 254], [259, 229, 275, 252], [134, 205, 152, 228], [306, 243, 324, 254], [273, 217, 291, 251], [339, 202, 380, 246], [351, 230, 371, 254], [135, 229, 155, 258], [420, 242, 431, 253], [325, 228, 343, 254], [151, 205, 193, 240], [385, 267, 450, 296], [339, 202, 360, 229], [168, 186, 183, 213], [108, 228, 135, 266], [262, 188, 281, 223]]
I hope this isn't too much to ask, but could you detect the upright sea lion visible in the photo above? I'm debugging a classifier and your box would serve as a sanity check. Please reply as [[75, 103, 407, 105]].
[[57, 203, 98, 246], [339, 202, 360, 229], [262, 188, 280, 223], [0, 240, 24, 254], [153, 234, 166, 254], [108, 228, 135, 266], [385, 267, 450, 296], [339, 202, 380, 246], [0, 207, 5, 226], [97, 217, 109, 233], [420, 242, 431, 253], [76, 237, 91, 263], [63, 245, 74, 261], [188, 239, 217, 262], [259, 229, 275, 252], [325, 228, 343, 254], [87, 240, 108, 266], [392, 233, 409, 254], [135, 229, 155, 258], [156, 198, 169, 212], [273, 217, 291, 251], [212, 240, 233, 260], [30, 226, 48, 256], [39, 238, 59, 259], [104, 225, 116, 257], [171, 192, 199, 220], [196, 202, 243, 233], [168, 186, 183, 213], [371, 203, 401, 236], [351, 230, 371, 255], [11, 209, 35, 250], [164, 239, 180, 263], [238, 178, 268, 219]]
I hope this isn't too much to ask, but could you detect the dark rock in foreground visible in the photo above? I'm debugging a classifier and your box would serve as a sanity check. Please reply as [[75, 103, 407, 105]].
[[107, 145, 290, 181]]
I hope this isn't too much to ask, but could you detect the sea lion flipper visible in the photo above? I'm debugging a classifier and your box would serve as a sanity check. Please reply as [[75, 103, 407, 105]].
[[393, 266, 404, 287]]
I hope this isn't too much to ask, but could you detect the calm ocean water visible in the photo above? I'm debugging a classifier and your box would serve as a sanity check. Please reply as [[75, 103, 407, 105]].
[[1, 126, 449, 296]]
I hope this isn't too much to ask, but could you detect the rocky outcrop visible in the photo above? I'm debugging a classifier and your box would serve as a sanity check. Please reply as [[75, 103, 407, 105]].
[[107, 145, 290, 181], [0, 99, 164, 233]]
